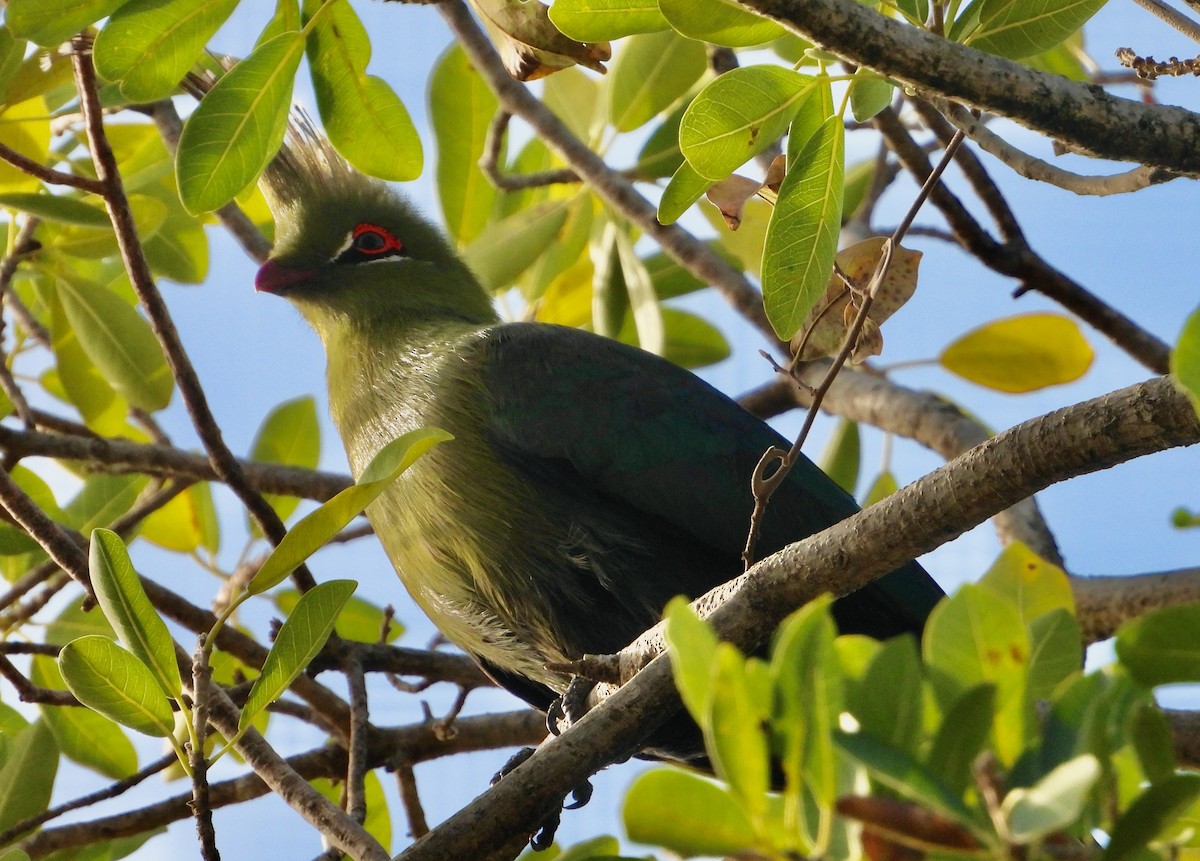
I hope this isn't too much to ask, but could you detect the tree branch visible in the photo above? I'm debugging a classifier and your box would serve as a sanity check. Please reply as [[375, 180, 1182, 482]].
[[735, 0, 1200, 175]]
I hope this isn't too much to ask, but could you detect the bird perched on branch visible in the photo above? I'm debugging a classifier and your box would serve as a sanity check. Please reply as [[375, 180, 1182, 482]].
[[254, 129, 942, 767]]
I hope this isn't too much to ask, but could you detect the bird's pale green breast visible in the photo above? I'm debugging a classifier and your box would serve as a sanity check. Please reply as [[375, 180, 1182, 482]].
[[322, 320, 582, 689]]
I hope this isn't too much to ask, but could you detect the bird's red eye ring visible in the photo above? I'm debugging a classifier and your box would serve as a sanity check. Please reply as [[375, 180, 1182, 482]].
[[351, 223, 404, 256]]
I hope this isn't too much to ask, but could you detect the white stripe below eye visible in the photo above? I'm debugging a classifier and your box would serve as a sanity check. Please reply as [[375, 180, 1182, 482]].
[[329, 230, 355, 262]]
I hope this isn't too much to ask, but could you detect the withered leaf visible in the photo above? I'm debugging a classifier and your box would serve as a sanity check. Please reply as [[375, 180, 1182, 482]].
[[790, 236, 921, 364], [468, 0, 610, 81]]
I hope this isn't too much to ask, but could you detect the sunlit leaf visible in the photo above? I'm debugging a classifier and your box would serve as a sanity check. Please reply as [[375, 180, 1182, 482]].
[[1001, 754, 1100, 842], [33, 654, 138, 779], [939, 312, 1093, 393], [0, 97, 50, 194], [305, 0, 421, 181], [1104, 775, 1200, 861], [7, 0, 128, 47], [276, 589, 404, 644], [965, 0, 1105, 59], [430, 44, 499, 246], [659, 0, 786, 46], [94, 0, 240, 102], [90, 529, 183, 700], [464, 200, 570, 292], [818, 418, 860, 495], [664, 597, 719, 725], [624, 768, 756, 856], [762, 116, 844, 340], [679, 66, 812, 180], [250, 396, 320, 525], [1172, 305, 1200, 417], [59, 636, 174, 738], [240, 580, 357, 730], [140, 483, 220, 554], [658, 160, 711, 225], [548, 0, 669, 40], [608, 31, 705, 133], [176, 31, 305, 213]]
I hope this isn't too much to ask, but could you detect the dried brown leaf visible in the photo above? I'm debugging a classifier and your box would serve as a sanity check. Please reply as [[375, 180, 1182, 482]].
[[790, 236, 920, 363], [468, 0, 610, 80], [705, 174, 764, 230]]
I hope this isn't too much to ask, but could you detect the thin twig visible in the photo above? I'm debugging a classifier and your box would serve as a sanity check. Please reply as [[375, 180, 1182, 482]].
[[0, 752, 176, 847], [0, 471, 94, 600], [396, 759, 431, 839], [190, 637, 220, 861], [344, 661, 370, 826], [741, 130, 966, 566], [0, 139, 104, 194], [480, 112, 580, 190], [938, 100, 1176, 195], [69, 38, 318, 594], [1126, 0, 1200, 43], [0, 654, 80, 705], [0, 217, 42, 429]]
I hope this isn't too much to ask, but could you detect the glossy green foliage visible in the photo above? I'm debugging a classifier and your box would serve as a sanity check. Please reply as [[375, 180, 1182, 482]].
[[176, 31, 305, 213], [303, 0, 421, 181], [638, 542, 1193, 861], [250, 396, 321, 526], [58, 636, 175, 738], [1172, 305, 1200, 417]]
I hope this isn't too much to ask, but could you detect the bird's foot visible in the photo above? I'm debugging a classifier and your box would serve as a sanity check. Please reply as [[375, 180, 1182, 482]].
[[490, 746, 594, 851], [547, 676, 597, 736]]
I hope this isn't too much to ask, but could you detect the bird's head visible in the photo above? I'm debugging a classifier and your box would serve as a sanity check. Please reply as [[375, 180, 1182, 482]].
[[255, 125, 496, 340]]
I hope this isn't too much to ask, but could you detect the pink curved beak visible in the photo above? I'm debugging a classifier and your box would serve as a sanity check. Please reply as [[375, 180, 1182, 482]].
[[255, 260, 317, 294]]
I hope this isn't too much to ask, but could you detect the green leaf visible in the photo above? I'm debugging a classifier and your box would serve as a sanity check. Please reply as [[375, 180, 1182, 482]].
[[275, 589, 403, 644], [663, 597, 719, 725], [1116, 604, 1200, 687], [818, 418, 859, 495], [619, 307, 730, 369], [835, 730, 976, 826], [0, 466, 62, 556], [463, 200, 570, 292], [176, 30, 305, 213], [93, 0, 240, 102], [521, 196, 593, 300], [770, 595, 840, 804], [849, 635, 923, 754], [707, 645, 770, 817], [548, 0, 669, 41], [7, 0, 130, 47], [609, 31, 706, 133], [430, 44, 499, 246], [33, 655, 138, 779], [1104, 775, 1200, 861], [1131, 703, 1176, 784], [1172, 305, 1200, 416], [634, 101, 687, 180], [965, 0, 1105, 59], [939, 312, 1094, 393], [658, 160, 711, 225], [659, 0, 785, 46], [54, 271, 173, 412], [0, 192, 108, 227], [249, 428, 452, 593], [313, 771, 391, 852], [46, 596, 116, 646], [1026, 609, 1082, 700], [1002, 754, 1099, 843], [306, 0, 421, 181], [250, 396, 320, 525], [240, 579, 357, 731], [59, 636, 175, 738], [0, 721, 57, 833], [761, 116, 844, 340], [90, 528, 183, 699], [680, 66, 812, 180], [613, 222, 663, 355], [64, 474, 146, 535], [0, 28, 28, 102], [924, 582, 1030, 764], [926, 683, 997, 795], [623, 768, 756, 856], [849, 71, 894, 122]]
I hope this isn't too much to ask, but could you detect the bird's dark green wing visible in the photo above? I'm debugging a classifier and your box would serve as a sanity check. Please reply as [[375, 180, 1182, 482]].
[[475, 322, 942, 642]]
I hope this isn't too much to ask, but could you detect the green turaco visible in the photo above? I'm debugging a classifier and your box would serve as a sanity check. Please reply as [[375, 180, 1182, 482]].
[[254, 130, 943, 763]]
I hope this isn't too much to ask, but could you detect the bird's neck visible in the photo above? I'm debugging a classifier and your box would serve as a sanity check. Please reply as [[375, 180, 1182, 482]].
[[320, 318, 488, 477]]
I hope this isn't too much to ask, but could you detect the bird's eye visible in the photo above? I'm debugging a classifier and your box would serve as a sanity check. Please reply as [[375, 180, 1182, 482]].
[[334, 223, 407, 264]]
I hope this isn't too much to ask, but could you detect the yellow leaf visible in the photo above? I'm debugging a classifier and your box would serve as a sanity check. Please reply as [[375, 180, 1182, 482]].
[[940, 313, 1094, 393], [0, 96, 49, 193]]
